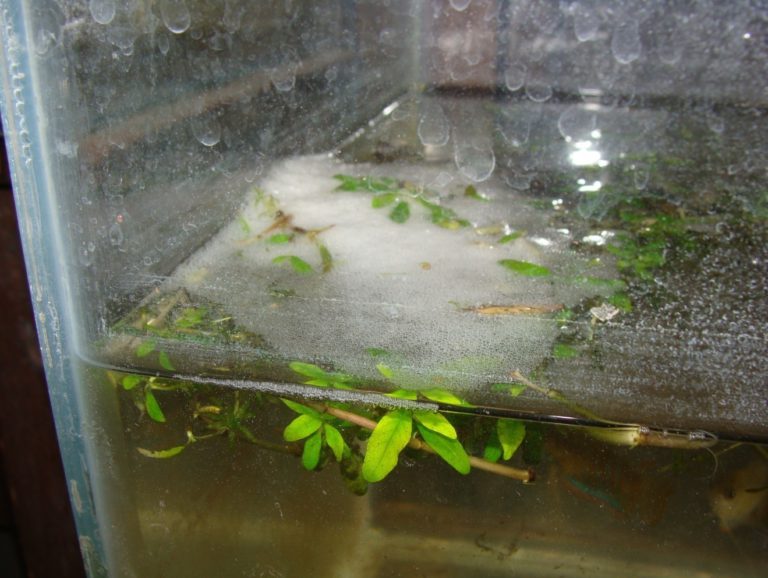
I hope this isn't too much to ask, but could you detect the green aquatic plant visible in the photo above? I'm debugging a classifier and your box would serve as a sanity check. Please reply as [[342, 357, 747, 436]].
[[333, 174, 471, 229], [283, 360, 532, 484]]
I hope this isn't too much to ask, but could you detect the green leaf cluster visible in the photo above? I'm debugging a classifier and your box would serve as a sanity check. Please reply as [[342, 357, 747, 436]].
[[282, 400, 349, 470], [333, 174, 470, 229]]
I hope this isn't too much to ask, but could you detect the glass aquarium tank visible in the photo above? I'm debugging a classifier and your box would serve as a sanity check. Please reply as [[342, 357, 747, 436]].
[[1, 1, 766, 576]]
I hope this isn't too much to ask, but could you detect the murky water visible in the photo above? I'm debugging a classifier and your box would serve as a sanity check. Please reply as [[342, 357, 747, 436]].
[[79, 361, 767, 578]]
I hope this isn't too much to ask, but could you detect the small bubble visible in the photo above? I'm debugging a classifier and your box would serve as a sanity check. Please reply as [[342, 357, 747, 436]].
[[454, 138, 495, 183], [78, 246, 93, 267], [417, 103, 450, 146], [449, 0, 472, 12], [611, 20, 642, 64], [632, 163, 650, 190], [572, 1, 600, 42], [109, 223, 124, 247], [191, 115, 221, 147], [504, 62, 527, 91], [706, 113, 725, 134], [160, 0, 191, 34], [270, 63, 298, 92], [89, 0, 116, 25], [557, 105, 596, 140], [156, 31, 170, 55], [525, 82, 552, 103]]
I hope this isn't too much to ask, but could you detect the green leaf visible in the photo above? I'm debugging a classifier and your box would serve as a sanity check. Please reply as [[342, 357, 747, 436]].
[[303, 378, 332, 388], [416, 197, 470, 229], [273, 255, 313, 274], [419, 388, 469, 406], [376, 363, 394, 379], [464, 185, 488, 201], [372, 192, 398, 208], [389, 201, 411, 223], [333, 174, 399, 193], [483, 431, 503, 463], [362, 410, 413, 482], [413, 411, 457, 439], [553, 344, 579, 359], [158, 351, 175, 371], [365, 347, 390, 358], [267, 233, 294, 244], [497, 419, 525, 460], [238, 215, 251, 234], [137, 445, 186, 459], [317, 244, 333, 273], [136, 339, 156, 358], [302, 430, 323, 470], [324, 424, 345, 461], [498, 259, 551, 277], [609, 292, 633, 312], [416, 423, 470, 475], [144, 388, 166, 423], [121, 375, 143, 391], [175, 307, 206, 328], [498, 231, 524, 244], [289, 361, 329, 380], [386, 389, 418, 401], [283, 414, 323, 441], [281, 399, 322, 418], [491, 382, 527, 397]]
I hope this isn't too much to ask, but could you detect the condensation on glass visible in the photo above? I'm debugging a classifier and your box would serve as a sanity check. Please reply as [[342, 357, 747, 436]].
[[1, 1, 766, 577]]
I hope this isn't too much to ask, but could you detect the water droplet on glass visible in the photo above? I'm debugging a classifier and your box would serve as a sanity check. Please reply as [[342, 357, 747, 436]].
[[106, 25, 136, 53], [572, 1, 600, 42], [89, 0, 115, 25], [34, 18, 59, 56], [498, 108, 532, 147], [78, 246, 94, 267], [270, 62, 298, 92], [191, 115, 221, 147], [156, 32, 170, 55], [160, 0, 191, 35], [557, 105, 597, 140], [454, 137, 495, 183], [504, 62, 527, 91], [417, 103, 450, 146], [244, 152, 265, 183], [657, 26, 683, 64], [706, 113, 725, 134], [525, 82, 553, 103], [223, 0, 245, 33], [55, 139, 78, 158], [449, 0, 472, 12], [429, 172, 454, 189], [108, 223, 124, 247], [632, 163, 650, 190], [611, 21, 641, 64]]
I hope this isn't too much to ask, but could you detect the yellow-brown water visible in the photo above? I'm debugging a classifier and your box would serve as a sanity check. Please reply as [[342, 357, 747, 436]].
[[78, 362, 768, 578]]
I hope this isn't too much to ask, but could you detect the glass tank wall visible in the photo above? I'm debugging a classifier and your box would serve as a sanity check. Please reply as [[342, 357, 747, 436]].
[[1, 1, 766, 576]]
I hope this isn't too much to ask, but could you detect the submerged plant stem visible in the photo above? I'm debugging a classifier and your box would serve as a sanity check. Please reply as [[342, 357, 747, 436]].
[[309, 402, 533, 483], [237, 425, 303, 456]]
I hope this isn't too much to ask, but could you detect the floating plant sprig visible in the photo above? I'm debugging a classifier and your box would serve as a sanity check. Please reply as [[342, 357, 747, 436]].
[[507, 371, 718, 450], [333, 174, 471, 229], [238, 195, 335, 274], [283, 359, 534, 483]]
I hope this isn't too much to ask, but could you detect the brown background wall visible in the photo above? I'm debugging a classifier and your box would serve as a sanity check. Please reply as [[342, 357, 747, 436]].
[[0, 137, 84, 577]]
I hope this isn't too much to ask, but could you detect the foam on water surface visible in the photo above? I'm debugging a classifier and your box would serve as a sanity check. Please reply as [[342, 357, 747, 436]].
[[171, 155, 614, 390]]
